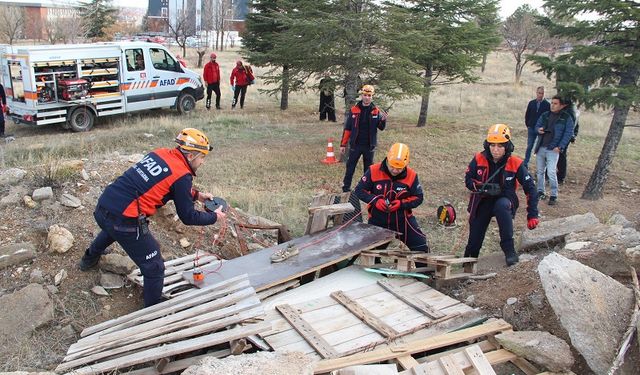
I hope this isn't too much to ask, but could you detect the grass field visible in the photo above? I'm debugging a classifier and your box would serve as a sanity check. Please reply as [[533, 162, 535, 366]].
[[2, 48, 639, 256]]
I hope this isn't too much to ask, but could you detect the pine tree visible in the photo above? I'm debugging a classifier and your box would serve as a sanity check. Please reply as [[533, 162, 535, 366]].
[[386, 0, 501, 127], [77, 0, 117, 40], [531, 0, 640, 199]]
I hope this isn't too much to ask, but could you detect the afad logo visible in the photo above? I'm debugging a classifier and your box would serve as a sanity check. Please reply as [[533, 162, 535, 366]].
[[159, 78, 176, 86], [376, 184, 382, 190]]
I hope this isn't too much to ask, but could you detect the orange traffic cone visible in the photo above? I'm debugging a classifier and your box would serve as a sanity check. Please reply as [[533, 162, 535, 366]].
[[321, 137, 339, 164]]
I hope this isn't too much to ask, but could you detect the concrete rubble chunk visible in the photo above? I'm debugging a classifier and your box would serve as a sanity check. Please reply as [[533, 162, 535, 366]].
[[0, 167, 27, 186], [32, 186, 54, 201], [495, 331, 574, 372], [0, 186, 29, 208], [46, 224, 74, 253], [607, 213, 634, 228], [81, 169, 90, 181], [54, 269, 68, 286], [0, 242, 36, 270], [538, 252, 634, 375], [23, 195, 38, 208], [182, 350, 315, 375], [0, 284, 55, 341], [100, 253, 136, 275], [100, 272, 124, 289], [91, 285, 110, 296], [520, 212, 600, 250]]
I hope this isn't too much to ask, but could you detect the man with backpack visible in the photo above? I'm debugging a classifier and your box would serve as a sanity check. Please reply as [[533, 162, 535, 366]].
[[230, 60, 254, 109]]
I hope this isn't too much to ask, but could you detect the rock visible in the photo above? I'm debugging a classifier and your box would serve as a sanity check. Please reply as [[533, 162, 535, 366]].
[[495, 331, 574, 372], [29, 269, 45, 284], [91, 286, 110, 296], [0, 167, 27, 186], [179, 237, 191, 248], [100, 253, 136, 275], [465, 295, 475, 305], [100, 272, 124, 289], [538, 252, 634, 375], [32, 186, 54, 201], [520, 212, 600, 250], [59, 193, 81, 208], [182, 350, 314, 375], [0, 186, 29, 208], [143, 133, 154, 138], [54, 269, 68, 286], [23, 195, 38, 208], [81, 169, 90, 181], [46, 224, 74, 253], [519, 254, 536, 262], [46, 285, 58, 294], [506, 297, 518, 305], [59, 324, 76, 339], [0, 284, 55, 341], [0, 242, 36, 270], [564, 241, 591, 251], [607, 213, 634, 228], [127, 153, 144, 163]]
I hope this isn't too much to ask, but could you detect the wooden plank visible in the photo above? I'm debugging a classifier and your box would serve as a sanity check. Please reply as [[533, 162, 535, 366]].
[[395, 355, 419, 370], [58, 305, 262, 371], [313, 320, 512, 373], [439, 356, 465, 375], [403, 349, 514, 375], [331, 291, 400, 339], [183, 222, 396, 292], [276, 304, 339, 359], [464, 346, 496, 375], [81, 274, 248, 337], [126, 349, 230, 375], [308, 202, 355, 214], [309, 210, 330, 234], [256, 279, 300, 301], [57, 322, 270, 375], [377, 279, 445, 319]]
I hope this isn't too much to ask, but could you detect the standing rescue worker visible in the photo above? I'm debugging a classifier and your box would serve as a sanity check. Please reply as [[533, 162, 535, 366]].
[[340, 85, 387, 192], [203, 53, 221, 110], [79, 128, 226, 307], [355, 143, 428, 252], [464, 124, 539, 266], [230, 60, 250, 109]]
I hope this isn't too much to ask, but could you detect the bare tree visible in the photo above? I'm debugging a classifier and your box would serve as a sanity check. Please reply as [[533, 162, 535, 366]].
[[502, 4, 547, 83], [212, 0, 232, 50], [0, 5, 25, 45]]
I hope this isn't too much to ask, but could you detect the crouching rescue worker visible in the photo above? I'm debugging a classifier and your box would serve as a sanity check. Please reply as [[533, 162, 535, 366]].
[[79, 128, 226, 307], [355, 143, 429, 252], [464, 124, 539, 266]]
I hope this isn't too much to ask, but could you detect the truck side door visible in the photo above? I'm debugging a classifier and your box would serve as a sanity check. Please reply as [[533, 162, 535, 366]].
[[148, 47, 183, 108], [122, 48, 155, 112]]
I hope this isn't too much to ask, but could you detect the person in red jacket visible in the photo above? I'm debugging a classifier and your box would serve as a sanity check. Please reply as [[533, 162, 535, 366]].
[[230, 60, 251, 109], [355, 143, 428, 252], [79, 128, 227, 307], [176, 54, 187, 68], [203, 53, 221, 110]]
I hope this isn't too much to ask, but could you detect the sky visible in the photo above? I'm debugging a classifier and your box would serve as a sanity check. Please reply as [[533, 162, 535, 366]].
[[112, 0, 545, 20]]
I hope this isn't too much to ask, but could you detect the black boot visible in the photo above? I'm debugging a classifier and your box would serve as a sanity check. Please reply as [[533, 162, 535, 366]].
[[504, 250, 519, 267], [206, 99, 211, 110], [78, 249, 101, 271]]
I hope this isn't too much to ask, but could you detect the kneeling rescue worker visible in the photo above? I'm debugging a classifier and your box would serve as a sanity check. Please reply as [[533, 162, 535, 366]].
[[355, 143, 429, 252], [464, 124, 539, 266], [79, 128, 227, 307]]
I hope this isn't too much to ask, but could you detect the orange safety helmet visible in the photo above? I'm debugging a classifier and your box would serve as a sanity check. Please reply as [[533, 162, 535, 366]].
[[387, 143, 410, 169], [360, 84, 375, 95], [175, 128, 212, 155], [486, 124, 511, 144]]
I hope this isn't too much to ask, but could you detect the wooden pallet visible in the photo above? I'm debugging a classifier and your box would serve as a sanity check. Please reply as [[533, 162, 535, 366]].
[[410, 344, 496, 375], [127, 252, 223, 298], [305, 192, 353, 235], [57, 274, 268, 374], [359, 249, 431, 272], [261, 278, 477, 361], [413, 255, 478, 280]]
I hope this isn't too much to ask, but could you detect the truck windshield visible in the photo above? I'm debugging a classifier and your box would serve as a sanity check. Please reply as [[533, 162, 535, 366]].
[[150, 48, 180, 72]]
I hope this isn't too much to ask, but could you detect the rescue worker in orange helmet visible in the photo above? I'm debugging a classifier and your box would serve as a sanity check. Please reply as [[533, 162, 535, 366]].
[[464, 124, 539, 266], [355, 143, 428, 252], [79, 128, 226, 307]]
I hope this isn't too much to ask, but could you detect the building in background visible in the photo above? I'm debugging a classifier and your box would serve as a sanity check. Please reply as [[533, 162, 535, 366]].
[[146, 0, 247, 37], [0, 0, 79, 40]]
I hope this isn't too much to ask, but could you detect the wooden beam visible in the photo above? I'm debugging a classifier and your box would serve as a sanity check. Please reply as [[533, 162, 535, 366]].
[[276, 304, 339, 359], [439, 356, 465, 375], [125, 349, 231, 375], [464, 346, 496, 375], [58, 322, 270, 375], [313, 320, 512, 374], [377, 280, 445, 319], [395, 355, 419, 370], [331, 291, 400, 339], [308, 203, 355, 214]]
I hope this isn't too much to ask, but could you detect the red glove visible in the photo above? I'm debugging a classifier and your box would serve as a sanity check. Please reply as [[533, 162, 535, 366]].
[[527, 218, 539, 230], [388, 200, 401, 212], [374, 198, 388, 212]]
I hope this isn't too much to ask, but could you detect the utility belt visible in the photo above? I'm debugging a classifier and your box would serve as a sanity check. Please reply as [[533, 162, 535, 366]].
[[97, 206, 149, 235]]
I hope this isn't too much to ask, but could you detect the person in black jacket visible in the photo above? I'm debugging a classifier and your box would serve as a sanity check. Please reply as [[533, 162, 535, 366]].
[[464, 124, 539, 266], [79, 128, 226, 307], [524, 86, 550, 169], [0, 82, 6, 138], [556, 102, 580, 184], [318, 75, 336, 122]]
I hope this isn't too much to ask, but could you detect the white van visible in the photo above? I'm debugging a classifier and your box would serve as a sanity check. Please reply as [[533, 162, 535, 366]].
[[0, 42, 204, 131]]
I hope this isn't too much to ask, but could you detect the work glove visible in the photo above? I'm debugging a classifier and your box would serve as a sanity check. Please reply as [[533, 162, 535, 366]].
[[527, 217, 539, 230], [374, 198, 388, 212], [388, 200, 401, 212]]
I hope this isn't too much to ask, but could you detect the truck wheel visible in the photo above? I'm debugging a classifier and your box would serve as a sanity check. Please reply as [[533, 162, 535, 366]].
[[177, 92, 196, 114], [69, 107, 95, 132]]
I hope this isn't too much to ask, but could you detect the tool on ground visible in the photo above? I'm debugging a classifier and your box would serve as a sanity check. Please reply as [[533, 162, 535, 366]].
[[204, 197, 229, 212], [192, 268, 204, 282], [437, 202, 457, 226]]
